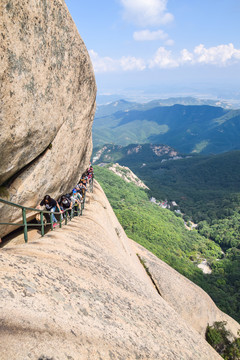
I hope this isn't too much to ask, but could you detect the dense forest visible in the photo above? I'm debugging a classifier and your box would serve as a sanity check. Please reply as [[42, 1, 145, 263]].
[[129, 150, 240, 222], [94, 166, 240, 323], [93, 145, 240, 226]]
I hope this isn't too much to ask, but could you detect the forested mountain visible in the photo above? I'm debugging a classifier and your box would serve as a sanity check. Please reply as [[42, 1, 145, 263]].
[[92, 143, 181, 165], [93, 145, 240, 224], [94, 166, 240, 323], [93, 101, 240, 154]]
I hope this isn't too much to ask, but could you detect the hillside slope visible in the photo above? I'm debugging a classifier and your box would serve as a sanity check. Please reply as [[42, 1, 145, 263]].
[[1, 184, 238, 359], [93, 102, 240, 154]]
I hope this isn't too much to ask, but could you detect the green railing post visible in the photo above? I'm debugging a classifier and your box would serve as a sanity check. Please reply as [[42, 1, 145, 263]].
[[22, 207, 28, 243], [0, 180, 93, 241], [40, 211, 44, 237], [83, 196, 85, 210], [59, 212, 62, 228], [50, 212, 53, 230]]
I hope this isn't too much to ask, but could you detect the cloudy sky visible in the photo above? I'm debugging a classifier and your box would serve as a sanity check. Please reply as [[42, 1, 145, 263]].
[[65, 0, 240, 101]]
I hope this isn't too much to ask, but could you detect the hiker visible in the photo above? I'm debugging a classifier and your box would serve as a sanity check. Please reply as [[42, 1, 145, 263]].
[[78, 181, 87, 198], [87, 171, 93, 184], [37, 195, 61, 227], [71, 189, 82, 215], [59, 195, 72, 218]]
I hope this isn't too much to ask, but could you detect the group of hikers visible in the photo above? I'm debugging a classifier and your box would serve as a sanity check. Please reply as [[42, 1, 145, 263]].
[[36, 165, 94, 228]]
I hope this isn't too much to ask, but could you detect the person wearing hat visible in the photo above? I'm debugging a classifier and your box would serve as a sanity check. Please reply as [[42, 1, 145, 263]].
[[59, 195, 73, 218], [71, 189, 82, 215]]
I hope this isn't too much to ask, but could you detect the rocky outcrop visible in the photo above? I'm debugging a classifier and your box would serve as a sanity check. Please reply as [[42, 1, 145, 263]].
[[108, 163, 149, 189], [0, 0, 96, 236], [0, 182, 227, 359]]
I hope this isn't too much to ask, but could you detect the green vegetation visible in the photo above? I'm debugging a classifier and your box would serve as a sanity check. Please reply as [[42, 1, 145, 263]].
[[130, 150, 240, 224], [206, 321, 240, 359], [94, 166, 240, 322], [93, 145, 240, 225], [198, 215, 240, 251], [0, 186, 9, 199]]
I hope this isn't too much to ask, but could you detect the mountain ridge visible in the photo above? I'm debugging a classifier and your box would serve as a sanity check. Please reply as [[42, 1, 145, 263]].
[[93, 102, 240, 154]]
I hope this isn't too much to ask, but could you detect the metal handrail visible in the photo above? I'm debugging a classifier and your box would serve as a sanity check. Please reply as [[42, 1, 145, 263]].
[[0, 197, 85, 243]]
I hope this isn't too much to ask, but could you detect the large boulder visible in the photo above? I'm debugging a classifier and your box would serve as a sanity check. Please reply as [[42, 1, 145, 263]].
[[0, 0, 96, 236]]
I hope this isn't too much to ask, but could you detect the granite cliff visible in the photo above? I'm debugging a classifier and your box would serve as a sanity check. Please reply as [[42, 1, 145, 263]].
[[1, 182, 239, 360], [0, 0, 96, 237]]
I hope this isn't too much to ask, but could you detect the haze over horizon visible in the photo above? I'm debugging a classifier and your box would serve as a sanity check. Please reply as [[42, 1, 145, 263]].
[[65, 0, 240, 103]]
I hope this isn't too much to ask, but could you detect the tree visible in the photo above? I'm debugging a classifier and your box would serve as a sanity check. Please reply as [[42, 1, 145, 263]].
[[206, 321, 240, 359]]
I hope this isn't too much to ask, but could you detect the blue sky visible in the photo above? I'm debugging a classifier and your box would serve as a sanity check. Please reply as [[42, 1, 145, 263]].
[[65, 0, 240, 101]]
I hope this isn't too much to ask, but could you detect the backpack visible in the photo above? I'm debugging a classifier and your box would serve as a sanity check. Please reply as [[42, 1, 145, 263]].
[[62, 198, 71, 208]]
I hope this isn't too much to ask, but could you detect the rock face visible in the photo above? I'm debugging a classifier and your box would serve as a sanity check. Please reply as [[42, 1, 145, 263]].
[[108, 163, 149, 189], [1, 182, 238, 359], [133, 242, 240, 338], [0, 0, 96, 236]]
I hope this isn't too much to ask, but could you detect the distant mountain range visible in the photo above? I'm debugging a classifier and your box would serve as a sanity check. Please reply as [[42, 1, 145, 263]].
[[96, 97, 233, 113], [96, 95, 240, 107], [93, 99, 240, 154]]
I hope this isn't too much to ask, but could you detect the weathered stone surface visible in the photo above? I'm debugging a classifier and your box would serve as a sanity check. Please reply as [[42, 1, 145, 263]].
[[108, 163, 149, 189], [0, 182, 229, 359], [0, 0, 96, 236], [132, 241, 240, 338]]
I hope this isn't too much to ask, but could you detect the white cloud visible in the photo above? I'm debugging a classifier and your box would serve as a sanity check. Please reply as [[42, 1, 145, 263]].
[[149, 47, 179, 68], [89, 50, 117, 73], [120, 56, 146, 71], [180, 49, 194, 63], [120, 0, 174, 27], [90, 43, 240, 73], [193, 43, 240, 65], [89, 50, 146, 73], [133, 29, 168, 41], [180, 43, 240, 66]]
